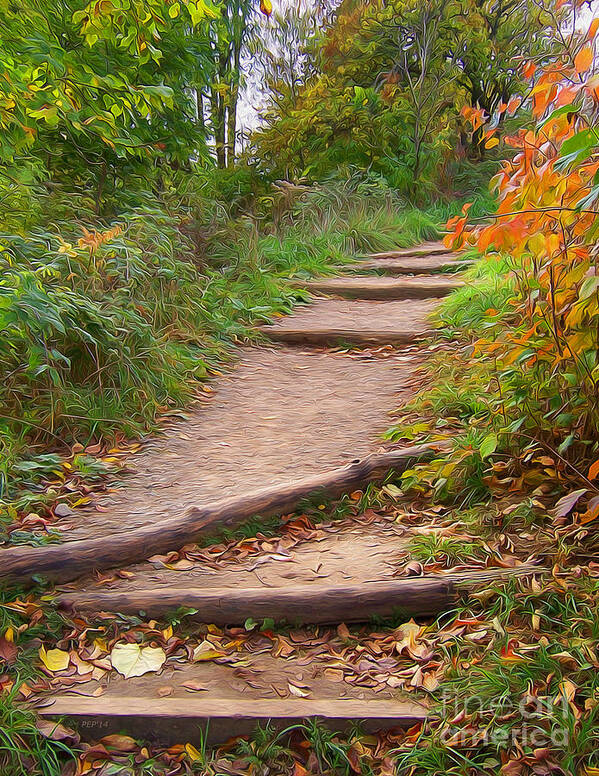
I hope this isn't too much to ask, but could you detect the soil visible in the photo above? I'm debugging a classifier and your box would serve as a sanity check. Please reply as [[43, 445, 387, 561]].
[[63, 514, 412, 592], [261, 298, 440, 337], [55, 344, 427, 542]]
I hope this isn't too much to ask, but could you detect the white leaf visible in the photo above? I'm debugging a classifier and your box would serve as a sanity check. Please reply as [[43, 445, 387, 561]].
[[110, 643, 166, 678]]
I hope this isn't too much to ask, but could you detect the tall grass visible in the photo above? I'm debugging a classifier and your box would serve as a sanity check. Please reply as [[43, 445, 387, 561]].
[[0, 175, 439, 503]]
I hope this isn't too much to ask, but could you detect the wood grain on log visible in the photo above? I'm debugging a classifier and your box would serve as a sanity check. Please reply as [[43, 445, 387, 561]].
[[39, 696, 428, 746], [368, 245, 450, 259], [352, 258, 473, 275], [292, 277, 463, 301], [56, 578, 455, 623], [0, 445, 437, 584], [259, 326, 427, 347], [55, 565, 544, 624]]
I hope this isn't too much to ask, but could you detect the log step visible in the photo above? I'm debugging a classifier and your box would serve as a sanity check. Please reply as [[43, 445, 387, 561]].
[[55, 566, 543, 625], [258, 297, 440, 348], [368, 241, 450, 259], [38, 696, 427, 746], [349, 257, 473, 275], [293, 276, 464, 301], [260, 326, 427, 347], [56, 578, 455, 623]]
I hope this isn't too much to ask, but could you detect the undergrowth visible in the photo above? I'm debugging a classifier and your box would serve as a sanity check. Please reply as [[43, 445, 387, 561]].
[[0, 175, 439, 511]]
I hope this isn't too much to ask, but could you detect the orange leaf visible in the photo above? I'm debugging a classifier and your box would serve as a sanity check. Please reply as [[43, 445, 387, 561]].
[[574, 46, 593, 74], [588, 459, 599, 480]]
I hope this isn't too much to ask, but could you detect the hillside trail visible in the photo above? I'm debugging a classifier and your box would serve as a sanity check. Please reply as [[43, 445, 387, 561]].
[[22, 239, 530, 745]]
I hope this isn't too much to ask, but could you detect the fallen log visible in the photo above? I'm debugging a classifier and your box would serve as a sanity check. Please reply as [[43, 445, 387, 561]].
[[258, 326, 427, 348], [55, 565, 544, 624], [0, 445, 437, 584]]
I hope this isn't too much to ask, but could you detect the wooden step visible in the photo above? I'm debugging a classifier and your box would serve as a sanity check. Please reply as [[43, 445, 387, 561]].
[[350, 257, 473, 275], [56, 578, 455, 624], [56, 566, 543, 625], [259, 298, 440, 348], [259, 326, 428, 347], [38, 695, 427, 746], [368, 242, 450, 259], [293, 276, 464, 301]]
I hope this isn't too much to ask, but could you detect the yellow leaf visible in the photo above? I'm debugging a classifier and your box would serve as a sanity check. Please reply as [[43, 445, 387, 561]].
[[192, 640, 224, 662], [485, 137, 499, 149], [39, 645, 70, 673], [259, 0, 272, 16], [4, 627, 14, 642], [185, 743, 203, 762]]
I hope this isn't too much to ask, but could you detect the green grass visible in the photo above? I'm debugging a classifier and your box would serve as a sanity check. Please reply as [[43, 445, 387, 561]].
[[396, 580, 599, 775], [407, 533, 486, 566], [434, 253, 516, 338], [0, 179, 440, 511], [0, 688, 76, 776]]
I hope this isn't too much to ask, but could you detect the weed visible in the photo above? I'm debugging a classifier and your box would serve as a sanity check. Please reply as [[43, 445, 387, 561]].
[[0, 688, 76, 776]]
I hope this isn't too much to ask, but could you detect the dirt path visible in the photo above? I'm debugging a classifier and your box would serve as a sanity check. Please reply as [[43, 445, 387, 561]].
[[33, 241, 477, 743], [55, 345, 424, 542]]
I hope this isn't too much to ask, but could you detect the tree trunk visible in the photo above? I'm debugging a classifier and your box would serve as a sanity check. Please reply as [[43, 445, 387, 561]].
[[226, 85, 238, 167], [211, 88, 226, 169]]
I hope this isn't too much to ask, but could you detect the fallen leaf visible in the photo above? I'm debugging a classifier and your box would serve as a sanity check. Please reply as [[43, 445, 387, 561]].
[[185, 743, 203, 762], [39, 645, 70, 673], [101, 734, 138, 752], [288, 682, 311, 697], [553, 488, 587, 518], [193, 640, 224, 662], [110, 643, 166, 678], [35, 719, 79, 746], [182, 680, 208, 692], [337, 623, 350, 640], [0, 637, 17, 665]]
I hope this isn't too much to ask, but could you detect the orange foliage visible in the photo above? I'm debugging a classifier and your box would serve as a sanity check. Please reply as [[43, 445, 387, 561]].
[[449, 8, 599, 443]]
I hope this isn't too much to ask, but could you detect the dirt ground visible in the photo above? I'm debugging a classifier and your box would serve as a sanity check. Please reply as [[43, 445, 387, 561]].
[[55, 344, 426, 542], [262, 298, 440, 336], [64, 514, 412, 592]]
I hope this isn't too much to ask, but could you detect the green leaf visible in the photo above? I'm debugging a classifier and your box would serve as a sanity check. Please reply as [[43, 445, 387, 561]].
[[479, 434, 498, 460], [537, 104, 578, 130], [555, 129, 597, 170], [579, 276, 599, 300]]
